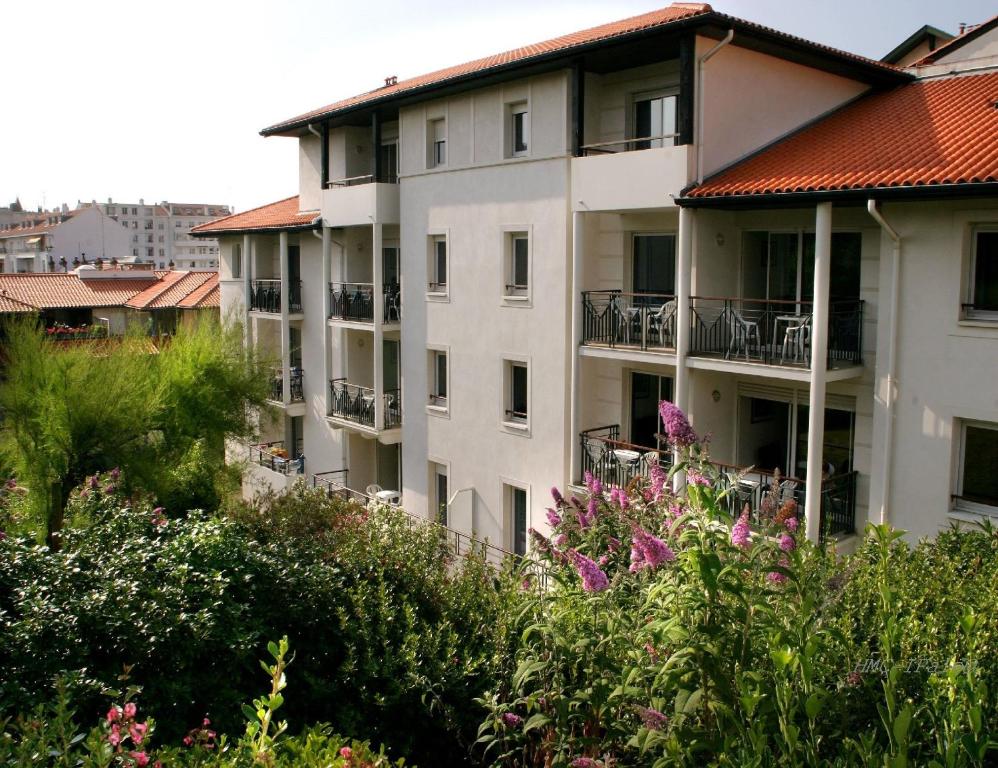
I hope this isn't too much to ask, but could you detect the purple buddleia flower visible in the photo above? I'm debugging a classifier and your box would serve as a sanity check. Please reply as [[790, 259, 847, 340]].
[[636, 705, 669, 731], [731, 507, 751, 549], [568, 549, 610, 592], [553, 533, 568, 548], [587, 494, 599, 521], [658, 401, 697, 448], [577, 508, 591, 530], [570, 759, 602, 768], [686, 469, 710, 486], [630, 526, 676, 572], [584, 470, 602, 496], [110, 467, 121, 481], [500, 712, 523, 728], [767, 555, 790, 584], [609, 487, 629, 510], [551, 486, 565, 506], [546, 508, 562, 528], [607, 536, 621, 552], [779, 533, 796, 552], [649, 464, 666, 500], [785, 516, 799, 533]]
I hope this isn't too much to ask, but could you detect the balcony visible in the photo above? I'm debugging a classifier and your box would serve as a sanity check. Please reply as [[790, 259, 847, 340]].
[[578, 426, 856, 539], [328, 379, 402, 432], [246, 440, 304, 476], [268, 368, 304, 404], [571, 143, 690, 212], [328, 282, 401, 324], [689, 297, 863, 372], [581, 291, 676, 355], [321, 176, 399, 228], [249, 279, 303, 315]]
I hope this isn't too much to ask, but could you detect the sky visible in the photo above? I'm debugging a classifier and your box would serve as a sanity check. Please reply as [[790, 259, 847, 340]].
[[1, 0, 993, 215]]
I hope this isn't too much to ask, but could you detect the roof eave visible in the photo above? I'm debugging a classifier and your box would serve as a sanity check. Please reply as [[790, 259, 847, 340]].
[[677, 181, 998, 209], [191, 220, 320, 238]]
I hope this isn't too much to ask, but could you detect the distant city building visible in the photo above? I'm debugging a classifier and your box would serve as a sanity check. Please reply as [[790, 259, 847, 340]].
[[0, 207, 131, 273], [80, 199, 232, 270]]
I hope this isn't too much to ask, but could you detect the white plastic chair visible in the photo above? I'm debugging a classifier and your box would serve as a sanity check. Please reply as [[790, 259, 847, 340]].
[[781, 316, 811, 363], [365, 484, 383, 498], [727, 309, 760, 360]]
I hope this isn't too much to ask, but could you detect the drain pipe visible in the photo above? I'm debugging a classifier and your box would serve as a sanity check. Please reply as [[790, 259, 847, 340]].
[[306, 123, 321, 139], [696, 29, 734, 184], [867, 199, 900, 526]]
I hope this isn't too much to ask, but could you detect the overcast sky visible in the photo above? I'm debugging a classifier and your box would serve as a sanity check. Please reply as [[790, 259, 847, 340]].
[[1, 0, 992, 214]]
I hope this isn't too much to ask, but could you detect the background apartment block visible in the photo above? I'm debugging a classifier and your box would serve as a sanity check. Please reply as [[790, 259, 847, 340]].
[[81, 198, 231, 269], [196, 3, 998, 550]]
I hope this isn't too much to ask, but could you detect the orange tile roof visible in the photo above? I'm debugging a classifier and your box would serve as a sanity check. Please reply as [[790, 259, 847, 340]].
[[0, 293, 38, 313], [0, 216, 72, 239], [262, 3, 903, 135], [177, 274, 220, 309], [0, 274, 155, 309], [125, 271, 216, 310], [191, 196, 318, 235], [685, 71, 998, 201]]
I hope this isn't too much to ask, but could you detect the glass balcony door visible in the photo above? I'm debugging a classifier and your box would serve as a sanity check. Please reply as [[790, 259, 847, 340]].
[[630, 372, 673, 450]]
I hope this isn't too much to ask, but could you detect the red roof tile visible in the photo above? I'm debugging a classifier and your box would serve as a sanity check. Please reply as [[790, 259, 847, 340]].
[[126, 271, 216, 310], [263, 3, 903, 135], [177, 274, 220, 308], [191, 196, 318, 235], [686, 71, 998, 200], [0, 293, 38, 313], [0, 274, 155, 309]]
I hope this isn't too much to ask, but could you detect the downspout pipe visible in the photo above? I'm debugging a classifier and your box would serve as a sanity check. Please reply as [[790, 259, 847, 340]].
[[306, 123, 321, 139], [696, 29, 734, 184], [867, 199, 900, 526]]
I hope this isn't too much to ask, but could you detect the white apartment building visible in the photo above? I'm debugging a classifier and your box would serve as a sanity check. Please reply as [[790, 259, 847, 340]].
[[0, 206, 131, 273], [196, 4, 998, 548], [82, 199, 231, 269]]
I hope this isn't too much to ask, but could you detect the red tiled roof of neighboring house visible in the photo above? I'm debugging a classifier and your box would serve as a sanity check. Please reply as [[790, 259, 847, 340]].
[[0, 293, 38, 313], [684, 71, 998, 201], [914, 14, 998, 65], [177, 274, 220, 309], [262, 3, 904, 135], [191, 196, 318, 235], [0, 213, 75, 238], [125, 271, 216, 310], [0, 274, 154, 309]]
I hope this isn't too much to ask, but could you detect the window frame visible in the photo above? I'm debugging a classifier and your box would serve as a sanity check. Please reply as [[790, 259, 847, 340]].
[[427, 232, 449, 299], [629, 88, 680, 150], [501, 356, 530, 432], [427, 345, 450, 415], [501, 480, 531, 556], [501, 226, 531, 303], [430, 460, 450, 526], [427, 117, 447, 169], [966, 226, 998, 320], [506, 101, 529, 158], [231, 242, 242, 279], [954, 419, 998, 516]]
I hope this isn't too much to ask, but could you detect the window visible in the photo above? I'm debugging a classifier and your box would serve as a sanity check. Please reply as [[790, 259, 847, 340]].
[[632, 233, 676, 304], [967, 229, 998, 317], [505, 484, 528, 555], [503, 360, 528, 425], [428, 118, 446, 168], [131, 207, 137, 215], [158, 248, 164, 257], [504, 232, 529, 298], [955, 422, 998, 514], [428, 235, 447, 293], [632, 91, 678, 149], [432, 463, 449, 525], [429, 349, 448, 407], [507, 102, 529, 157], [131, 221, 138, 229], [232, 243, 242, 279]]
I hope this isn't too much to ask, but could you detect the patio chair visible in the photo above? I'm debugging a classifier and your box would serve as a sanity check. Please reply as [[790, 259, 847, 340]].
[[781, 316, 811, 363], [726, 308, 761, 360], [647, 300, 676, 348]]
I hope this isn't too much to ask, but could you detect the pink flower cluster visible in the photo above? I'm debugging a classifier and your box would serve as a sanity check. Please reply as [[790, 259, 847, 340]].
[[629, 526, 676, 572], [568, 549, 610, 592], [659, 401, 698, 448], [636, 705, 669, 731], [182, 717, 217, 751], [730, 507, 751, 549], [105, 701, 155, 767], [501, 712, 523, 728], [570, 758, 603, 768]]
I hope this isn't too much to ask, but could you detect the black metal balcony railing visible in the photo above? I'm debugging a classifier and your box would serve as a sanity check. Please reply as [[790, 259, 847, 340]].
[[579, 425, 856, 539], [247, 440, 304, 476], [249, 279, 303, 314], [579, 425, 673, 489], [384, 388, 402, 429], [581, 291, 677, 351], [328, 282, 401, 323], [689, 297, 863, 369], [328, 380, 402, 430], [269, 368, 304, 403]]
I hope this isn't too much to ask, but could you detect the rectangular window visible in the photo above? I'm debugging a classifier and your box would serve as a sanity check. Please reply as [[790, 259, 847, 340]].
[[505, 232, 529, 298], [632, 92, 678, 150], [506, 485, 528, 556], [433, 463, 449, 526], [504, 361, 528, 424], [428, 236, 447, 293], [429, 349, 448, 407], [428, 118, 446, 168], [507, 102, 529, 157], [956, 422, 998, 513], [232, 243, 242, 279], [968, 229, 998, 316]]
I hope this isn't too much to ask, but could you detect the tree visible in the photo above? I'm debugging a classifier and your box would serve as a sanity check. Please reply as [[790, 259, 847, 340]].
[[0, 317, 270, 547]]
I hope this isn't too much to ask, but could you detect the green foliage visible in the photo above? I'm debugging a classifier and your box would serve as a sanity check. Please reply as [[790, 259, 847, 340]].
[[0, 317, 270, 544], [477, 442, 998, 767], [0, 485, 519, 766]]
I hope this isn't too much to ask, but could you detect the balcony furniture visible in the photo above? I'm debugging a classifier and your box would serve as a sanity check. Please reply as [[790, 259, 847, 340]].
[[376, 489, 401, 505], [366, 484, 383, 498], [777, 315, 811, 363], [613, 448, 642, 468], [646, 300, 677, 348], [726, 309, 761, 360]]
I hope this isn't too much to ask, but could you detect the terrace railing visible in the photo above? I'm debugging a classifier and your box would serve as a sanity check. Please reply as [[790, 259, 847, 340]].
[[269, 368, 304, 403], [246, 440, 304, 476], [250, 279, 303, 314], [328, 379, 375, 428], [579, 425, 673, 489], [581, 291, 677, 352], [688, 297, 863, 368], [329, 282, 401, 323]]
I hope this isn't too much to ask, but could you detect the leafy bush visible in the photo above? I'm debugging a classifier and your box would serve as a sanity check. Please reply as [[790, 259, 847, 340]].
[[0, 485, 520, 765], [478, 404, 996, 767]]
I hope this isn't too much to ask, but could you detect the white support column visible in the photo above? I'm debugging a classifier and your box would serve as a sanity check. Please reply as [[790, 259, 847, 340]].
[[242, 234, 252, 348], [321, 227, 332, 415], [673, 206, 695, 491], [804, 202, 832, 542], [569, 211, 583, 486], [279, 232, 291, 408], [372, 223, 385, 431]]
